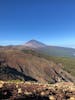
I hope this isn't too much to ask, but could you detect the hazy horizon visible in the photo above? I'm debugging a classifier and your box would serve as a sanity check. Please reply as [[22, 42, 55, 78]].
[[0, 39, 75, 49]]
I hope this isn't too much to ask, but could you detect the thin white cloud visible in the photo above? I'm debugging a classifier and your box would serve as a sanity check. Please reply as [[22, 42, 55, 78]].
[[0, 40, 24, 45]]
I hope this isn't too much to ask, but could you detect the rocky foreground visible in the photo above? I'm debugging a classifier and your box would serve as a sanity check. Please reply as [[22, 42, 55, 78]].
[[0, 81, 75, 100]]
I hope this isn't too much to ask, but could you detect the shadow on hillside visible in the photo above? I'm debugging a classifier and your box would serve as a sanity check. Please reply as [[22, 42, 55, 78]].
[[0, 65, 37, 82]]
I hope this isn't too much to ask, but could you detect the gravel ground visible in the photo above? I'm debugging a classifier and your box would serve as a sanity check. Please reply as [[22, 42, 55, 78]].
[[0, 81, 75, 100]]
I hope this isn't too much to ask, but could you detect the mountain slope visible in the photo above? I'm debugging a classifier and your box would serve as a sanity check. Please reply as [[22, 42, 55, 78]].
[[36, 46, 75, 57], [23, 40, 75, 57], [24, 40, 46, 48], [0, 50, 75, 83], [0, 40, 75, 57]]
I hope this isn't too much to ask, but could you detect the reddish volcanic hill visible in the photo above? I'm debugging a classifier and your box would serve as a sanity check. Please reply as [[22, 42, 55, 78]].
[[0, 50, 75, 83]]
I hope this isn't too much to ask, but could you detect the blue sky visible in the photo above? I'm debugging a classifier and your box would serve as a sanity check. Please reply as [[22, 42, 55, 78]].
[[0, 0, 75, 48]]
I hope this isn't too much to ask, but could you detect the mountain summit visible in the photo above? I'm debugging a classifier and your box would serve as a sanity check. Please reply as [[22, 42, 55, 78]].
[[24, 40, 46, 48]]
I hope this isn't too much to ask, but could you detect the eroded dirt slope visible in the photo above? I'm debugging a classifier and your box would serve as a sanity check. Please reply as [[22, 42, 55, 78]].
[[0, 50, 75, 83]]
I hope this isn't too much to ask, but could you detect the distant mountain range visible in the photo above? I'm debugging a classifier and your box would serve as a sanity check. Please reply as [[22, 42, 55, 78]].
[[0, 39, 75, 57], [23, 40, 75, 57]]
